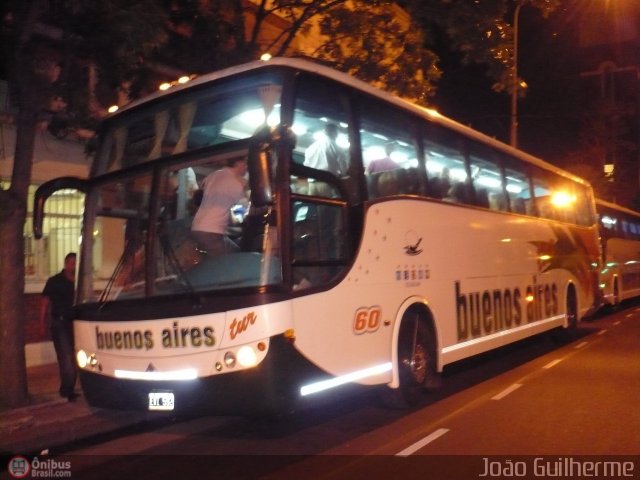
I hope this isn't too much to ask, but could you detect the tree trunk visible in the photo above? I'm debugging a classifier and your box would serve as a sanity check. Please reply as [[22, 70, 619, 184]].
[[0, 0, 49, 408], [0, 109, 37, 408]]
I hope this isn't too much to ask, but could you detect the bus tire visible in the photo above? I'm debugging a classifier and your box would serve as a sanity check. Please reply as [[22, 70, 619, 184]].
[[381, 308, 438, 409]]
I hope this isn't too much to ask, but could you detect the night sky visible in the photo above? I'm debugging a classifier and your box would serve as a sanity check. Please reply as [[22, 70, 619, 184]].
[[432, 5, 585, 166]]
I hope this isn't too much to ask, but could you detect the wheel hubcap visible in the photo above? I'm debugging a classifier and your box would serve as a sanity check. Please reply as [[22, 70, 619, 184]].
[[403, 343, 427, 384]]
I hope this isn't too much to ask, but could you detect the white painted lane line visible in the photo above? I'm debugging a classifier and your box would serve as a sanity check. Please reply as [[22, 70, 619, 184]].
[[597, 329, 608, 336], [614, 320, 623, 325], [491, 383, 523, 400], [574, 341, 588, 349], [395, 428, 450, 457], [543, 359, 563, 369]]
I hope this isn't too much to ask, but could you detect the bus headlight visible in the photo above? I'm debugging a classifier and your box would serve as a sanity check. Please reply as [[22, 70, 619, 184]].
[[76, 350, 88, 368], [224, 351, 236, 368], [76, 350, 97, 369], [237, 346, 258, 367]]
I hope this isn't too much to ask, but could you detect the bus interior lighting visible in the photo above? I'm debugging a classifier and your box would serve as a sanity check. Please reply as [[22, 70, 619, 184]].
[[300, 362, 392, 397]]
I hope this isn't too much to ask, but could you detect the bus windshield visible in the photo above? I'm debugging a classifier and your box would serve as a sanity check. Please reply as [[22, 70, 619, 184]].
[[79, 69, 286, 304], [81, 157, 281, 303]]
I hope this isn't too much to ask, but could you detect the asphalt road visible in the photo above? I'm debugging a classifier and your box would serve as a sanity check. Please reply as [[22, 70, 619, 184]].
[[49, 303, 640, 479]]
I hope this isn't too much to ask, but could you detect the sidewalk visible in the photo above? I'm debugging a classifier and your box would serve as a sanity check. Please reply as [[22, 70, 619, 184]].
[[0, 363, 156, 455]]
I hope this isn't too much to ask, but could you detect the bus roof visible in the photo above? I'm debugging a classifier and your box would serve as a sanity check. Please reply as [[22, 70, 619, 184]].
[[113, 57, 590, 187], [596, 198, 640, 218]]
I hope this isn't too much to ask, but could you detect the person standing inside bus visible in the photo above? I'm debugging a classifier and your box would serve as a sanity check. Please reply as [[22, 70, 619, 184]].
[[39, 252, 78, 401], [304, 123, 348, 177], [366, 142, 398, 174], [191, 157, 248, 256]]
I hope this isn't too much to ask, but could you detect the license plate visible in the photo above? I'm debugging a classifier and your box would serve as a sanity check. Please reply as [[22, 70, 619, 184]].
[[148, 391, 175, 411]]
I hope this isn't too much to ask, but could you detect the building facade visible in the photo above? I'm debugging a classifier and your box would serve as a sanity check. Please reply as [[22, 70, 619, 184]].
[[578, 1, 640, 205]]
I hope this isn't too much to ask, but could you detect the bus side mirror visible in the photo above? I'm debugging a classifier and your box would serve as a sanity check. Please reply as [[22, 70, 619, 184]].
[[33, 177, 87, 239], [248, 125, 295, 208]]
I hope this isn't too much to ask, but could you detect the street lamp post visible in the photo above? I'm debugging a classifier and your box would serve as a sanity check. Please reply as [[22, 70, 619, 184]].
[[510, 2, 523, 148]]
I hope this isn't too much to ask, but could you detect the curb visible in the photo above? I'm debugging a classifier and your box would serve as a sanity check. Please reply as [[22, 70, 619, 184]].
[[1, 399, 156, 455]]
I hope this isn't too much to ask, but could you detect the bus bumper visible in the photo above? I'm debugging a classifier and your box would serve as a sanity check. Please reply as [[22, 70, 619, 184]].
[[78, 335, 324, 415]]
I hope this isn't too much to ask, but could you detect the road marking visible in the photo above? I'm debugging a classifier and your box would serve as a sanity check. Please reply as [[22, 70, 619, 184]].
[[395, 428, 450, 457], [574, 341, 588, 349], [492, 383, 523, 400], [614, 320, 623, 325], [543, 359, 563, 369], [597, 329, 608, 336]]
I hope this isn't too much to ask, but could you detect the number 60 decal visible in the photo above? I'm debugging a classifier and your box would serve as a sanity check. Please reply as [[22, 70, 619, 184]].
[[353, 306, 382, 334]]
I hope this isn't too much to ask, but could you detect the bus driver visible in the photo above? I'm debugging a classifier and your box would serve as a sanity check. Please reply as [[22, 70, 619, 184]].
[[191, 157, 248, 256]]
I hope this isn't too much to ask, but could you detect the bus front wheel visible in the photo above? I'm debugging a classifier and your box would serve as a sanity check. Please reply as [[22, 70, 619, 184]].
[[382, 309, 438, 408]]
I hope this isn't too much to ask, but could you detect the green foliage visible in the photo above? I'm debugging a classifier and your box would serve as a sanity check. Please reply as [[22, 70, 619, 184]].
[[2, 0, 560, 114], [402, 0, 560, 95], [152, 0, 252, 74], [312, 1, 440, 103]]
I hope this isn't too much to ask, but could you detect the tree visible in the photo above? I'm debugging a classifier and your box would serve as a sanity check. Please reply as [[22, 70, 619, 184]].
[[0, 0, 51, 408], [404, 0, 560, 96], [0, 0, 169, 408]]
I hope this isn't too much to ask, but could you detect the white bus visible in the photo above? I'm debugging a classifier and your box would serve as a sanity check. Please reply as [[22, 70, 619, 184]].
[[34, 58, 601, 414], [596, 198, 640, 307]]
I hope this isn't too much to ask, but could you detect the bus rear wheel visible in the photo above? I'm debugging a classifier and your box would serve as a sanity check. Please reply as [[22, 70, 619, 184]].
[[382, 309, 438, 408]]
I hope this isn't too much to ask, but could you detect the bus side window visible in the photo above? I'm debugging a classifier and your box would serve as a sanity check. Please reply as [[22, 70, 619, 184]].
[[489, 192, 509, 212], [475, 188, 490, 208], [423, 125, 466, 202], [292, 74, 352, 185], [444, 182, 472, 204], [468, 143, 505, 210], [400, 167, 421, 195], [376, 170, 400, 197], [503, 164, 531, 215], [512, 198, 526, 214], [357, 95, 422, 200], [291, 199, 347, 289], [574, 186, 595, 226]]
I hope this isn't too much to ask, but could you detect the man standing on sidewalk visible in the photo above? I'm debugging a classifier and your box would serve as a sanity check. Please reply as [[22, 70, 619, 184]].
[[39, 252, 78, 401]]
